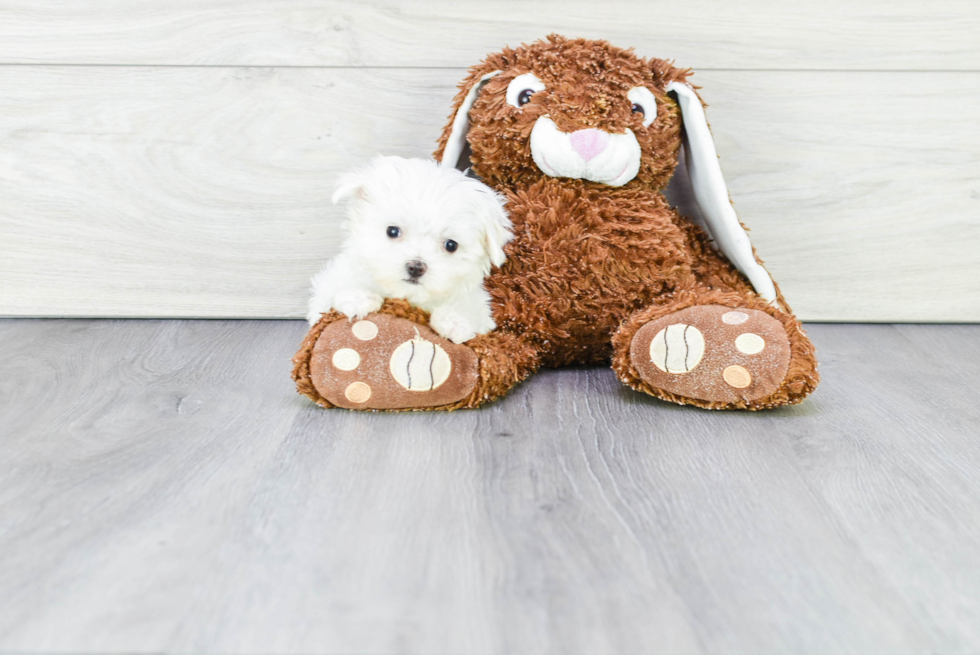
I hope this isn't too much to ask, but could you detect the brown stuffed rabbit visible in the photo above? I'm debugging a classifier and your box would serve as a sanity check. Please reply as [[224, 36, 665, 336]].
[[293, 35, 819, 411]]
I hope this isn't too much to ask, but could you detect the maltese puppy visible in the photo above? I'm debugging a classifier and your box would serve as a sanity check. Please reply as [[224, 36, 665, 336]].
[[306, 156, 513, 344]]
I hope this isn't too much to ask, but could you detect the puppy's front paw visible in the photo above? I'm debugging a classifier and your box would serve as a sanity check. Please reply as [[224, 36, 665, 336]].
[[430, 309, 480, 344], [306, 307, 325, 325], [307, 296, 332, 325], [333, 289, 384, 320]]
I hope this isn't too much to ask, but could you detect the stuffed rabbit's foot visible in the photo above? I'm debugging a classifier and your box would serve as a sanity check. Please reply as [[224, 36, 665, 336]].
[[303, 313, 479, 410], [628, 305, 791, 407]]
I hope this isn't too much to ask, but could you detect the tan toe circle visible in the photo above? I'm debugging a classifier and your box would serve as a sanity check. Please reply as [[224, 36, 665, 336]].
[[735, 333, 766, 355], [351, 320, 379, 341], [722, 311, 749, 325], [344, 381, 372, 403], [332, 347, 361, 371], [723, 365, 752, 389]]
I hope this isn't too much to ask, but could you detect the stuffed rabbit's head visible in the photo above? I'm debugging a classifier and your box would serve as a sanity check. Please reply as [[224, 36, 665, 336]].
[[436, 35, 692, 190]]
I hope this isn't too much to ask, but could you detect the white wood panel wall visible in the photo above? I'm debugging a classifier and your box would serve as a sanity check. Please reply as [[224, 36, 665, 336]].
[[0, 1, 978, 321]]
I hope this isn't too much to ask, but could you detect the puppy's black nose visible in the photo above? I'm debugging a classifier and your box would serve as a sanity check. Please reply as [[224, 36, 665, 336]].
[[406, 260, 427, 279]]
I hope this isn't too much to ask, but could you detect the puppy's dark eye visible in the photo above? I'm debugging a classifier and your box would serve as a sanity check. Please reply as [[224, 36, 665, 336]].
[[444, 239, 458, 253], [631, 103, 644, 116], [386, 226, 401, 238], [517, 89, 535, 107]]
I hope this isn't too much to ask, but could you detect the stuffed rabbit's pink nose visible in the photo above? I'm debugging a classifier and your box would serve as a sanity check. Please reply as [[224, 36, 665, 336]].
[[569, 128, 610, 161]]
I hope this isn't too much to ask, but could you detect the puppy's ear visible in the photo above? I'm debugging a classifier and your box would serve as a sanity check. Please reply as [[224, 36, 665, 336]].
[[473, 187, 513, 268], [331, 170, 370, 205], [436, 68, 502, 171], [666, 80, 777, 303]]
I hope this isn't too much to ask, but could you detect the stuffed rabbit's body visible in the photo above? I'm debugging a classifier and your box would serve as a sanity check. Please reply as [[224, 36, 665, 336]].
[[485, 178, 735, 367], [294, 35, 819, 411]]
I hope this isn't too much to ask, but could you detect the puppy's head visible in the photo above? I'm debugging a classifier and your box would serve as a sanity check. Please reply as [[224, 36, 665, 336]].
[[333, 156, 512, 303]]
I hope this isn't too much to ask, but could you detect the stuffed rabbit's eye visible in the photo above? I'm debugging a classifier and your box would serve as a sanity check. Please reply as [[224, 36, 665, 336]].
[[444, 239, 458, 253], [386, 226, 401, 238], [627, 87, 658, 128], [506, 73, 546, 109]]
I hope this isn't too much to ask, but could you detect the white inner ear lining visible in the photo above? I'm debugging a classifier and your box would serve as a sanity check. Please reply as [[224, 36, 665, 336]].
[[440, 70, 502, 171], [666, 81, 777, 302]]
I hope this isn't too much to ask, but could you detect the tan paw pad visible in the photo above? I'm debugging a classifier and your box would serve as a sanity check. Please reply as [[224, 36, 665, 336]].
[[630, 305, 791, 404]]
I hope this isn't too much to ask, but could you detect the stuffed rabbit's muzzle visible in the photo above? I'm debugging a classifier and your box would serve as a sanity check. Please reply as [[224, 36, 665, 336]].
[[529, 118, 642, 186]]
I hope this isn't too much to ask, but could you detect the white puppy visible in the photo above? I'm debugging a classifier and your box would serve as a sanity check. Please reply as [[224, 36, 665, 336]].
[[306, 156, 513, 344]]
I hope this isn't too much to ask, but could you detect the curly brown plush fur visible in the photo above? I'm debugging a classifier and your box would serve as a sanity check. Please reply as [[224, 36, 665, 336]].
[[295, 34, 818, 411]]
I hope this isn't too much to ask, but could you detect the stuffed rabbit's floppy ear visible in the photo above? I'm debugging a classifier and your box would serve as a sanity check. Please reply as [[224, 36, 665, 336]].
[[666, 81, 777, 303], [439, 70, 502, 170]]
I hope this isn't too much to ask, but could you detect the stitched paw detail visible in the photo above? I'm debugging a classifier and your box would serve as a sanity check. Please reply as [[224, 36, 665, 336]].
[[630, 305, 791, 403], [309, 314, 478, 410], [388, 334, 453, 391], [648, 324, 706, 373]]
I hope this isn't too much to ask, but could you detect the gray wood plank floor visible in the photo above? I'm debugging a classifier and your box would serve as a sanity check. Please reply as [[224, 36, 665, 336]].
[[0, 319, 978, 654]]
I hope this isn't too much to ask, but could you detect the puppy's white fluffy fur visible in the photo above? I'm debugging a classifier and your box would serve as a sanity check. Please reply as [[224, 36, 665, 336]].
[[307, 156, 513, 344]]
